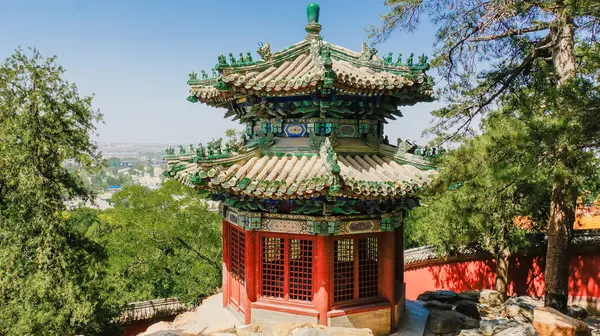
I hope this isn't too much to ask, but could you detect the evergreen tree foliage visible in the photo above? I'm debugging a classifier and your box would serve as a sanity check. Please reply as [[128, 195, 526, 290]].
[[98, 179, 222, 305], [372, 0, 600, 311], [405, 111, 553, 297], [0, 48, 118, 335]]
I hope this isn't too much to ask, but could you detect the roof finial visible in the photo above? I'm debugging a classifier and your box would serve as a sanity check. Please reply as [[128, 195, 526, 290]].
[[305, 3, 322, 38]]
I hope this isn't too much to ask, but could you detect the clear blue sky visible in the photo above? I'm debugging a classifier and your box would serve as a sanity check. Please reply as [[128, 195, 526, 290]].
[[1, 0, 443, 144]]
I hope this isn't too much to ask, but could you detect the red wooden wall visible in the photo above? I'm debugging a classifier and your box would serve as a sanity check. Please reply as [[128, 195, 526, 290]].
[[405, 254, 600, 310]]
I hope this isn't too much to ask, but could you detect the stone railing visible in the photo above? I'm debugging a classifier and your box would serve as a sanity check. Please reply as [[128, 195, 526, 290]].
[[120, 298, 191, 323]]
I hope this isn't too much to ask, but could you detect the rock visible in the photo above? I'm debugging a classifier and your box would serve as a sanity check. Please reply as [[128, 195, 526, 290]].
[[290, 328, 321, 336], [417, 290, 459, 303], [141, 321, 175, 335], [456, 300, 481, 320], [584, 316, 600, 331], [424, 300, 454, 311], [479, 319, 521, 336], [465, 316, 480, 329], [505, 296, 543, 323], [567, 305, 589, 320], [459, 290, 482, 302], [494, 324, 536, 336], [272, 322, 314, 336], [478, 303, 503, 319], [479, 289, 504, 306], [459, 329, 484, 336], [171, 311, 197, 329], [427, 310, 467, 334], [533, 306, 592, 336], [237, 325, 265, 336]]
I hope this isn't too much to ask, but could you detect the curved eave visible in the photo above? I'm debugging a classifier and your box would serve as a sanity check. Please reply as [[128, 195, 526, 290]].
[[187, 40, 434, 106], [165, 150, 436, 200]]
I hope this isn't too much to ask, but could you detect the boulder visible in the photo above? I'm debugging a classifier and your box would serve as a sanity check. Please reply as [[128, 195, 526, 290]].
[[290, 328, 321, 336], [427, 310, 468, 334], [459, 290, 482, 302], [417, 290, 459, 303], [455, 300, 481, 320], [275, 323, 373, 336], [583, 316, 599, 332], [171, 311, 197, 329], [533, 307, 592, 336], [465, 316, 480, 329], [494, 324, 536, 336], [141, 321, 175, 335], [272, 323, 314, 336], [479, 319, 525, 336], [505, 296, 543, 323], [567, 305, 589, 320], [424, 300, 454, 311], [459, 329, 484, 336], [479, 289, 504, 306], [237, 325, 265, 336], [478, 303, 503, 319]]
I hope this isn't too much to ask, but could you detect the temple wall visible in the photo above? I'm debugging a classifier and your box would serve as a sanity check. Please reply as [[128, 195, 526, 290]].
[[405, 253, 600, 314]]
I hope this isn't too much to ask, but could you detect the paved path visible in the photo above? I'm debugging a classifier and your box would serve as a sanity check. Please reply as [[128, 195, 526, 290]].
[[392, 300, 429, 336]]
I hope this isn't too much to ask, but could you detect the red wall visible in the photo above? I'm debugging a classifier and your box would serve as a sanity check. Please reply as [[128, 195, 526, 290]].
[[405, 254, 600, 306]]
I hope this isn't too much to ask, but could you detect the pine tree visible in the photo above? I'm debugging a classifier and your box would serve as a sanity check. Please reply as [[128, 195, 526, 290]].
[[371, 0, 600, 311]]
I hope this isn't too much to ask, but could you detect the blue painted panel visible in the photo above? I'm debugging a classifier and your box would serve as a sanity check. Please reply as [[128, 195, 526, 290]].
[[284, 123, 308, 137]]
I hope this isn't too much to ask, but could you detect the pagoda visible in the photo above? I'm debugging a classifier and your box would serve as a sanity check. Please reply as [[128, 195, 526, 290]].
[[164, 4, 438, 335]]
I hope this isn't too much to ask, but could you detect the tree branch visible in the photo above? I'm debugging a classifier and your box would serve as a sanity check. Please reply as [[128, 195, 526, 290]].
[[471, 24, 550, 42], [439, 34, 554, 143], [174, 236, 221, 274]]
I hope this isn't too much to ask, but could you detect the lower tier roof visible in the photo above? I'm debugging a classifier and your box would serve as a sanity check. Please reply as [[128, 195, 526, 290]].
[[167, 143, 434, 200]]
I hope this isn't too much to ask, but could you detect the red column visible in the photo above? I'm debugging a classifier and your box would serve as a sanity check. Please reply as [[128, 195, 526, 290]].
[[380, 232, 396, 330], [244, 229, 257, 324], [394, 219, 404, 288], [222, 219, 230, 307], [314, 235, 333, 325]]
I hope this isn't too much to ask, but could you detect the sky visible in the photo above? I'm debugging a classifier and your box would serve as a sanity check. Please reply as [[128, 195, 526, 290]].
[[1, 0, 444, 145]]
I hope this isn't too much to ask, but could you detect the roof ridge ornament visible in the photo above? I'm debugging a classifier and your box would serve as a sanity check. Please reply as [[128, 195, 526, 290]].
[[305, 3, 322, 39]]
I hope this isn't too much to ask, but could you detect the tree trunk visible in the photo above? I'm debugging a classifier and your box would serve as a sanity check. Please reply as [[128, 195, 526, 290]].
[[495, 247, 510, 301], [551, 14, 576, 86], [543, 10, 577, 312], [495, 222, 510, 301], [544, 182, 576, 312]]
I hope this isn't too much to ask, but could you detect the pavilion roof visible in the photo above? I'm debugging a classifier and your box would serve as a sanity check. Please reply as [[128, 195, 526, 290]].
[[186, 5, 434, 108], [164, 139, 436, 200]]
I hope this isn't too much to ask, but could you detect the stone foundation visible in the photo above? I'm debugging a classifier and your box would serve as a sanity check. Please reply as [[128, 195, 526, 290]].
[[251, 305, 319, 327], [327, 303, 391, 336]]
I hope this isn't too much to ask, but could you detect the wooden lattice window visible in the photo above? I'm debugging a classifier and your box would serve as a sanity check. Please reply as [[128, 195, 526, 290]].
[[261, 237, 284, 298], [230, 225, 246, 284], [260, 235, 314, 302], [358, 237, 378, 298], [289, 239, 313, 301], [333, 236, 379, 304], [333, 239, 355, 303]]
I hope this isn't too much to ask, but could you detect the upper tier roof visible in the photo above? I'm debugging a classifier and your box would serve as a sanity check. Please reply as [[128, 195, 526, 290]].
[[186, 4, 434, 109]]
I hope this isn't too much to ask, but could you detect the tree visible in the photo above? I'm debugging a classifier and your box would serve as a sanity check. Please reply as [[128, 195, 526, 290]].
[[372, 0, 600, 311], [98, 179, 222, 305], [0, 48, 118, 334], [405, 112, 551, 298]]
